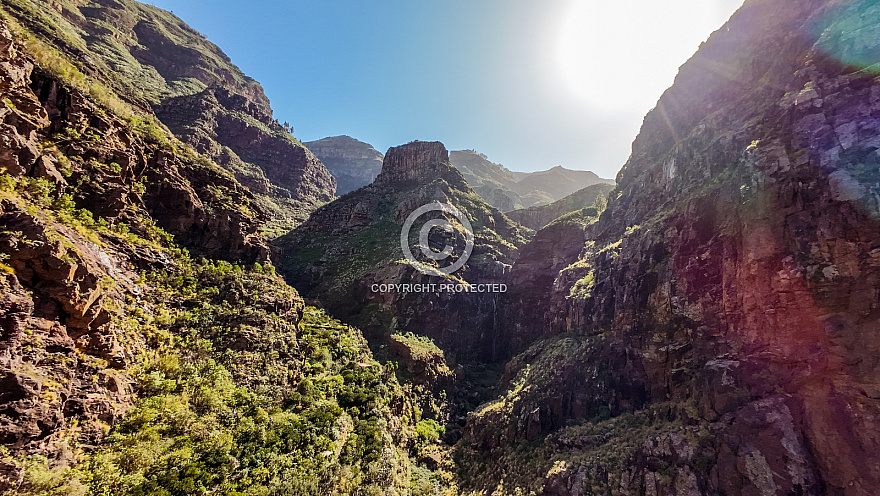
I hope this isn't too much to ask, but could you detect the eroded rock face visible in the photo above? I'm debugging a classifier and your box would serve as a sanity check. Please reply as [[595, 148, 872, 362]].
[[32, 77, 270, 262], [473, 186, 517, 213], [154, 87, 336, 226], [463, 0, 880, 494], [374, 141, 450, 187], [0, 17, 276, 482], [0, 203, 136, 461], [500, 219, 591, 355]]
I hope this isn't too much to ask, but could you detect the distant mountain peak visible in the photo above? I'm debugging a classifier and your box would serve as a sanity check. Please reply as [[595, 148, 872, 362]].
[[305, 136, 384, 195], [448, 150, 612, 211], [309, 135, 368, 146]]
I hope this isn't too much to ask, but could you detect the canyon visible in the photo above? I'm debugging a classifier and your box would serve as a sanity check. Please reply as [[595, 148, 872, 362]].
[[1, 0, 880, 495]]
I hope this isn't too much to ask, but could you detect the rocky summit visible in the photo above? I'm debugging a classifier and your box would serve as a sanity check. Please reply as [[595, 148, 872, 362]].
[[306, 135, 384, 195], [2, 0, 880, 495]]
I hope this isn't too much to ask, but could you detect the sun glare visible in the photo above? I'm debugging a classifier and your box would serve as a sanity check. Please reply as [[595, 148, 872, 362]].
[[556, 0, 743, 115]]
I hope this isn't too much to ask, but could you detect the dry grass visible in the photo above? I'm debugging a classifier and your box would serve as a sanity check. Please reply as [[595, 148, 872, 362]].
[[0, 7, 132, 117]]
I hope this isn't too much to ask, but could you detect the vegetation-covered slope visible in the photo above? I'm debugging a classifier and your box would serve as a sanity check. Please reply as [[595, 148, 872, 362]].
[[447, 150, 524, 212], [505, 183, 615, 231], [0, 12, 443, 495], [2, 0, 336, 235]]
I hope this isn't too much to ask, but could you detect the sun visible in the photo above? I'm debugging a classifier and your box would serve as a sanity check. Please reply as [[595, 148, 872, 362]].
[[555, 0, 743, 115]]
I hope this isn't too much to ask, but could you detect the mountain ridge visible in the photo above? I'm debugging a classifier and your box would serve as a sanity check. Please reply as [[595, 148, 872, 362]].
[[449, 149, 615, 211], [279, 140, 530, 363], [2, 0, 336, 235], [505, 182, 615, 230], [309, 142, 616, 212]]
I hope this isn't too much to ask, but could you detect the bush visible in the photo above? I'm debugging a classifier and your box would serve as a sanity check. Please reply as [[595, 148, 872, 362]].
[[0, 173, 15, 192], [415, 419, 444, 444]]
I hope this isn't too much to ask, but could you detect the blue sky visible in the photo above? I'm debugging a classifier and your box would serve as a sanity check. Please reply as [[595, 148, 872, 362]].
[[148, 0, 742, 177]]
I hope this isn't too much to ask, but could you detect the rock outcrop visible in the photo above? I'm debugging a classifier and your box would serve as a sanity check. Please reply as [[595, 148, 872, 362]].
[[0, 15, 267, 475], [0, 13, 420, 493], [0, 201, 136, 465], [499, 209, 600, 356], [374, 141, 450, 186], [306, 135, 384, 195], [154, 87, 335, 229]]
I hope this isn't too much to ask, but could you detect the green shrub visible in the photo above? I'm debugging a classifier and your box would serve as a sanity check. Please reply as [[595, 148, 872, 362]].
[[0, 173, 15, 192], [411, 465, 442, 496], [415, 419, 444, 444]]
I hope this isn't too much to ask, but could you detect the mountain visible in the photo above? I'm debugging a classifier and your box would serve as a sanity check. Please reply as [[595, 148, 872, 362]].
[[459, 0, 880, 493], [0, 7, 419, 495], [505, 182, 615, 230], [2, 0, 336, 236], [278, 141, 530, 363], [511, 165, 614, 204], [449, 149, 614, 211], [448, 149, 523, 211], [305, 135, 384, 195]]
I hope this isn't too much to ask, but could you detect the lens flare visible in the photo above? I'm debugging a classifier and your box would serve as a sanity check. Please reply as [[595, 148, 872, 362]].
[[813, 1, 880, 73]]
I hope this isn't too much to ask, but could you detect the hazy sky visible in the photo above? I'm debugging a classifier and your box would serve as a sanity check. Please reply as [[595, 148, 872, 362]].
[[148, 0, 743, 178]]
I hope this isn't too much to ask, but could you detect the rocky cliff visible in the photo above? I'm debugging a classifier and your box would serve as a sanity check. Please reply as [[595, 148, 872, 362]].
[[306, 135, 384, 195], [3, 0, 336, 235], [458, 0, 880, 494]]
